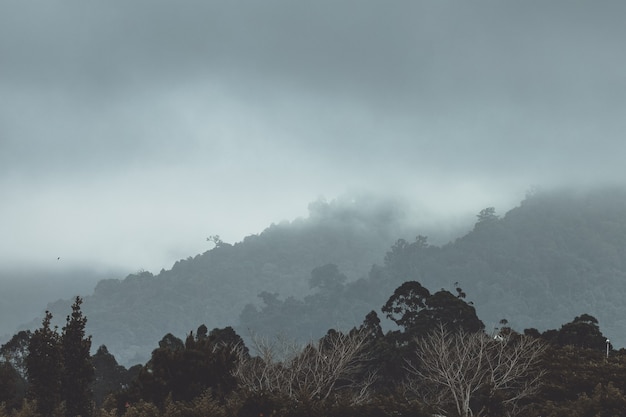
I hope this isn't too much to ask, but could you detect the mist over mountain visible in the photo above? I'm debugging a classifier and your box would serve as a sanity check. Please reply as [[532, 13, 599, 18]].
[[4, 1, 626, 371], [15, 187, 626, 367], [31, 195, 454, 366], [0, 267, 119, 344], [241, 186, 626, 350]]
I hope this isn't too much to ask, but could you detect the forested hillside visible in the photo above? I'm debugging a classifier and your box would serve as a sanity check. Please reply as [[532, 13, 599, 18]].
[[4, 279, 624, 417], [36, 196, 428, 366], [31, 187, 626, 366], [7, 187, 626, 417], [242, 187, 626, 349]]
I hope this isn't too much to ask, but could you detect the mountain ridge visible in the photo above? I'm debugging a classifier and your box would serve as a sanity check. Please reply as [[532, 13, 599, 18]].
[[26, 186, 626, 366], [34, 195, 430, 365], [239, 186, 626, 351]]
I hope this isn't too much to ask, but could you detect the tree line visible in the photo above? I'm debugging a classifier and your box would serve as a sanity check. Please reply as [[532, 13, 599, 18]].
[[33, 188, 626, 370], [2, 279, 625, 417]]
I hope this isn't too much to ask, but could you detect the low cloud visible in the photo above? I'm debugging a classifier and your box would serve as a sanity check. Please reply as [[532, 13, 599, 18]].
[[1, 0, 625, 274]]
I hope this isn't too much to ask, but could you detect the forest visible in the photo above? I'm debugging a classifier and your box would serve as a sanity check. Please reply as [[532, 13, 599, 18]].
[[2, 279, 626, 417], [30, 187, 626, 367], [3, 187, 626, 416]]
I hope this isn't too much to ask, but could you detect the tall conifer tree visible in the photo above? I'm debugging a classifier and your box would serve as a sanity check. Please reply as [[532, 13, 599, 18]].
[[26, 311, 63, 416], [62, 296, 94, 417]]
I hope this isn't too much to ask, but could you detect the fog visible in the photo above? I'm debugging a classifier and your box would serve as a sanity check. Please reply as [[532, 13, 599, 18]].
[[1, 1, 625, 338]]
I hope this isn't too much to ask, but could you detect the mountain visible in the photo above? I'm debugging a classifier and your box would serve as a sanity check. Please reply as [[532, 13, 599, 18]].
[[451, 187, 626, 337], [28, 187, 626, 366], [34, 196, 436, 366], [0, 267, 117, 344], [241, 187, 626, 349]]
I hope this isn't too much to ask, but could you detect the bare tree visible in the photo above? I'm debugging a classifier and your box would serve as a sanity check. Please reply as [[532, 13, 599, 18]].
[[405, 326, 546, 417], [234, 329, 376, 404]]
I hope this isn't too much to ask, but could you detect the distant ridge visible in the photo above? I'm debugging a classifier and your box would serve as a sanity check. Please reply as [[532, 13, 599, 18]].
[[31, 187, 626, 366], [240, 186, 626, 352], [36, 195, 427, 366]]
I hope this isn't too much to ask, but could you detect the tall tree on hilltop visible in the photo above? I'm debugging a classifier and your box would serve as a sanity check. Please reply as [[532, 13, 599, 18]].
[[382, 281, 431, 331], [476, 207, 499, 224], [382, 281, 484, 340], [26, 311, 63, 416], [62, 296, 94, 417]]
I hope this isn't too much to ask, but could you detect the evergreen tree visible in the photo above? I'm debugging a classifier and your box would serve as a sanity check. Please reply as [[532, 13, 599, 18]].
[[61, 296, 94, 417], [26, 310, 63, 416]]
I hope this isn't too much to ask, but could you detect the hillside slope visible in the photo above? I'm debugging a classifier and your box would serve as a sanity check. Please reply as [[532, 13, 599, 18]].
[[34, 187, 626, 366], [38, 196, 427, 365], [241, 187, 626, 348]]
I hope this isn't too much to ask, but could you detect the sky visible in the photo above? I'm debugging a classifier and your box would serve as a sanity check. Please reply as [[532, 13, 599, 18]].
[[2, 1, 626, 282]]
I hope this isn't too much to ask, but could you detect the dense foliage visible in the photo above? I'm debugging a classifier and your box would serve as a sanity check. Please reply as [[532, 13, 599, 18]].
[[25, 311, 63, 416], [1, 280, 624, 417], [38, 196, 419, 365], [4, 187, 626, 415], [241, 187, 626, 350], [31, 188, 626, 366]]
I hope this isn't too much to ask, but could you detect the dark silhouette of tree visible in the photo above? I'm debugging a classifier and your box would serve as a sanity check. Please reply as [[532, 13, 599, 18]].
[[476, 207, 499, 223], [91, 345, 132, 406], [0, 361, 21, 410], [62, 296, 94, 417], [0, 330, 31, 409], [361, 310, 384, 340], [541, 314, 609, 350], [206, 234, 224, 248], [356, 311, 404, 394], [26, 311, 63, 416], [134, 325, 242, 407], [420, 290, 484, 334], [1, 330, 32, 379], [158, 333, 184, 351], [207, 326, 247, 355], [382, 281, 484, 339], [196, 324, 209, 340], [382, 281, 431, 331]]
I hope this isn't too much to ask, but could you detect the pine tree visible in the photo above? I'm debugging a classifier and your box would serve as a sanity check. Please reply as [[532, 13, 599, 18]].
[[26, 310, 63, 416], [62, 296, 94, 417]]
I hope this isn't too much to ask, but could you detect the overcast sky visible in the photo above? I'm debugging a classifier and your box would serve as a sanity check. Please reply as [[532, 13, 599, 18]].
[[2, 1, 626, 276]]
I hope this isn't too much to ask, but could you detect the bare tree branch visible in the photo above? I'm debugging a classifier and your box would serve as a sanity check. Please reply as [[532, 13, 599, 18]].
[[405, 325, 546, 417], [234, 329, 375, 404]]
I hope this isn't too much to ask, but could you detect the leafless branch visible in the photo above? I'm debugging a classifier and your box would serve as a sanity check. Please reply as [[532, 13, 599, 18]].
[[405, 325, 546, 417], [234, 329, 375, 404]]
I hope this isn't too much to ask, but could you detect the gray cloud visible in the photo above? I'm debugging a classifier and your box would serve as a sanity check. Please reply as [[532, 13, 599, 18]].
[[1, 0, 626, 274], [4, 1, 625, 98]]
